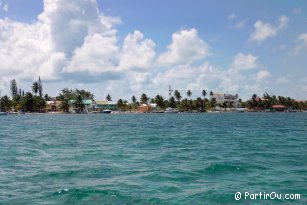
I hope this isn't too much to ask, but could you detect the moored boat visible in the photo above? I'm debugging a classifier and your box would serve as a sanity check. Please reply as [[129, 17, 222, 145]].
[[164, 107, 179, 113], [102, 109, 112, 114]]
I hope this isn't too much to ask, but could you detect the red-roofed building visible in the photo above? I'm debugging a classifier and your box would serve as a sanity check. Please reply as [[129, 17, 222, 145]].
[[271, 104, 286, 111]]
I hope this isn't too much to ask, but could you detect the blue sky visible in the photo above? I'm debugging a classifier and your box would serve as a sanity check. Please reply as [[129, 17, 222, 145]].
[[0, 0, 306, 100]]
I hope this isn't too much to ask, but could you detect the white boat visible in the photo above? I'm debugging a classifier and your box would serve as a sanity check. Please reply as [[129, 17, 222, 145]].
[[102, 109, 112, 114], [164, 107, 179, 113]]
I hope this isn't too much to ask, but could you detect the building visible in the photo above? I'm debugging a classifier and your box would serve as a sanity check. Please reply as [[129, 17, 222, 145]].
[[137, 104, 152, 113], [93, 100, 117, 111], [69, 99, 94, 113], [271, 105, 286, 112], [210, 93, 240, 107], [46, 101, 62, 112]]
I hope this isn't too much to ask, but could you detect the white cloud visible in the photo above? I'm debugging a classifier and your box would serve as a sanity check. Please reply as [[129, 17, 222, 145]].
[[119, 30, 156, 71], [231, 53, 258, 70], [228, 13, 237, 20], [294, 33, 307, 54], [0, 0, 121, 85], [64, 33, 119, 74], [254, 70, 272, 82], [250, 15, 288, 42], [158, 28, 209, 66]]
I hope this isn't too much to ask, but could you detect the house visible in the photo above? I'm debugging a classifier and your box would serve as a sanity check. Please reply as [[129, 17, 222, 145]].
[[271, 105, 286, 112], [138, 104, 152, 113], [93, 100, 117, 112], [210, 93, 240, 107], [46, 101, 62, 112], [69, 99, 94, 113]]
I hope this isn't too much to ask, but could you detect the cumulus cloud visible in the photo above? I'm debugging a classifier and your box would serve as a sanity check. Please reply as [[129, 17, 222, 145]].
[[254, 70, 272, 82], [0, 0, 122, 85], [294, 33, 307, 54], [231, 53, 258, 70], [158, 28, 209, 66], [250, 15, 289, 42], [119, 30, 156, 71]]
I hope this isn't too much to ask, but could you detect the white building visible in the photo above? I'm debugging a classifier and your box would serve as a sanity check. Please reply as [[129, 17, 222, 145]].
[[210, 93, 240, 107]]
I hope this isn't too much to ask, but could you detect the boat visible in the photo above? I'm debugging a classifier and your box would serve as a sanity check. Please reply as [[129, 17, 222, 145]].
[[164, 107, 179, 113], [102, 109, 112, 114]]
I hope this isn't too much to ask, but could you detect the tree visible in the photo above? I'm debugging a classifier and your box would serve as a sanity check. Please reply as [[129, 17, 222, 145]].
[[174, 90, 182, 101], [0, 95, 12, 112], [38, 76, 43, 97], [60, 100, 70, 113], [10, 79, 18, 98], [186, 90, 192, 111], [187, 90, 192, 98], [131, 95, 137, 104], [117, 99, 124, 111], [154, 95, 165, 108], [202, 89, 207, 99], [168, 96, 176, 108], [210, 91, 213, 96], [106, 94, 112, 101], [32, 82, 39, 95], [196, 97, 204, 112], [210, 98, 217, 111], [140, 93, 149, 104], [44, 94, 51, 101], [22, 92, 35, 112], [74, 94, 85, 112]]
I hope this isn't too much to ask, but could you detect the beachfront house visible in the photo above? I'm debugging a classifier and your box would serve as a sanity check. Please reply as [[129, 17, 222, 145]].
[[210, 93, 240, 108], [270, 104, 286, 112], [69, 99, 94, 113], [93, 100, 117, 112], [138, 104, 152, 113], [46, 101, 62, 112]]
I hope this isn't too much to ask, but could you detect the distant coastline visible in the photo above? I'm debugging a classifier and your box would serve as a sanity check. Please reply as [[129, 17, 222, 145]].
[[1, 78, 307, 114]]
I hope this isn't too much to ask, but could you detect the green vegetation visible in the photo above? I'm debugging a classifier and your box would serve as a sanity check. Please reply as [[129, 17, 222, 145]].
[[1, 78, 307, 113]]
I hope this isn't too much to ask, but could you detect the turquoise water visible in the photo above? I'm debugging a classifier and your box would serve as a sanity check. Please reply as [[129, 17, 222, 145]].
[[0, 113, 306, 205]]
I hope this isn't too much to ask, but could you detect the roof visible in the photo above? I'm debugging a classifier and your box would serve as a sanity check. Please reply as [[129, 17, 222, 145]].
[[95, 100, 116, 105], [271, 105, 286, 109], [69, 99, 93, 104]]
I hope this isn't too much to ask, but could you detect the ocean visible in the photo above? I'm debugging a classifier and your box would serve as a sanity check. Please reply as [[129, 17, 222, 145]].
[[0, 113, 306, 205]]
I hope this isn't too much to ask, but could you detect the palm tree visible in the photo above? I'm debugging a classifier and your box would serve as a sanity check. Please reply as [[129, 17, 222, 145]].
[[106, 94, 112, 101], [74, 94, 85, 112], [174, 90, 181, 101], [117, 99, 124, 111], [140, 93, 149, 104], [38, 76, 43, 98], [32, 82, 39, 95], [186, 90, 192, 112], [187, 90, 192, 98], [154, 95, 165, 108], [131, 95, 137, 104], [202, 89, 207, 99], [60, 100, 70, 113]]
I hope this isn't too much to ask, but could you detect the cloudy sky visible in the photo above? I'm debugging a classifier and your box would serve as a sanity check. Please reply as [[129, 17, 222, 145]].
[[0, 0, 306, 100]]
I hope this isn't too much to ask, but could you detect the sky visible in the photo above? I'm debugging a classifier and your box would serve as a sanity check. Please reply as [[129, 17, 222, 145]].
[[0, 0, 306, 101]]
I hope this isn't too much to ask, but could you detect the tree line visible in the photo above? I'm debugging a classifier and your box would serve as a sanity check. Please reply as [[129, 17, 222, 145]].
[[1, 78, 306, 112]]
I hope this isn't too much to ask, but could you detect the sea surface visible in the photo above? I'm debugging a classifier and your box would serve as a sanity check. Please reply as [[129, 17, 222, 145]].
[[0, 113, 306, 205]]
